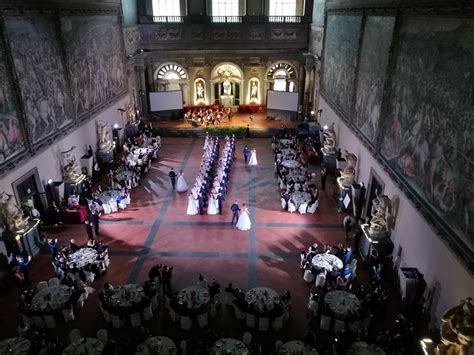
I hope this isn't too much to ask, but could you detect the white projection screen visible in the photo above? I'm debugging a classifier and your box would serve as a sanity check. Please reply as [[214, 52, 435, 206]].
[[149, 91, 183, 111], [267, 90, 299, 112]]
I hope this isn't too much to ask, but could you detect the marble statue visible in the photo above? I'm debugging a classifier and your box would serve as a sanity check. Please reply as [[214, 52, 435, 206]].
[[0, 192, 29, 231], [250, 81, 258, 99], [339, 150, 357, 187], [322, 122, 337, 155], [61, 146, 82, 182], [438, 298, 474, 355], [97, 120, 114, 151], [368, 192, 392, 234], [223, 79, 232, 95], [196, 82, 204, 99], [125, 103, 137, 124]]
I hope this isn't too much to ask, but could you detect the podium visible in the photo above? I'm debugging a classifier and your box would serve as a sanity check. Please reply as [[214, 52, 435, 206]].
[[80, 154, 94, 177], [335, 177, 353, 213], [14, 220, 41, 257], [359, 224, 394, 261], [220, 95, 234, 107]]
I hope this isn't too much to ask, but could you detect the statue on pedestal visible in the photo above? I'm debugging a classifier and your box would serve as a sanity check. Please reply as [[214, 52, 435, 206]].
[[0, 192, 29, 231], [223, 79, 232, 95], [339, 150, 357, 187], [438, 298, 474, 355], [61, 146, 83, 183], [322, 123, 337, 155], [125, 103, 137, 124], [368, 192, 391, 235], [97, 120, 114, 151]]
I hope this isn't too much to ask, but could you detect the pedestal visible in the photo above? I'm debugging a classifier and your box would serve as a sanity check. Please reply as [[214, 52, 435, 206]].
[[351, 183, 366, 221], [96, 148, 115, 169], [336, 157, 347, 170], [14, 220, 41, 257], [359, 224, 393, 261], [321, 150, 337, 172], [220, 95, 234, 107], [335, 177, 353, 213], [80, 155, 94, 177]]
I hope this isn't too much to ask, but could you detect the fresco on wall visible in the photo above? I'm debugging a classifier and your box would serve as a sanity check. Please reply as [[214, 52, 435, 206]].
[[61, 15, 126, 117], [312, 0, 325, 27], [309, 26, 324, 57], [0, 46, 24, 165], [354, 16, 395, 145], [322, 15, 362, 116], [380, 17, 474, 254], [5, 16, 73, 146]]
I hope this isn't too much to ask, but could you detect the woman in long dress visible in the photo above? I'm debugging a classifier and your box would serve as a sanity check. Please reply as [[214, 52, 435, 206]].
[[207, 190, 219, 215], [248, 148, 258, 166], [176, 170, 188, 192], [236, 203, 252, 231], [186, 193, 198, 215]]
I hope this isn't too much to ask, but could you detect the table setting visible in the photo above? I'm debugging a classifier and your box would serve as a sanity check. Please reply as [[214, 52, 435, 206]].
[[281, 160, 301, 170], [101, 284, 149, 315], [291, 192, 312, 209], [311, 253, 343, 272], [98, 190, 120, 205], [278, 340, 319, 355], [324, 290, 362, 318], [279, 139, 292, 147], [0, 337, 32, 355], [66, 248, 99, 270], [280, 148, 296, 160], [245, 287, 280, 314], [135, 336, 177, 355], [62, 338, 104, 355], [210, 338, 249, 355], [177, 285, 210, 311], [31, 284, 73, 312], [347, 342, 387, 355]]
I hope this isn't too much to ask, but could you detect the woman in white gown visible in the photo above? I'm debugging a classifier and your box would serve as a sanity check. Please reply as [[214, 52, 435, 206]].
[[236, 204, 251, 231], [207, 190, 219, 215], [176, 170, 188, 192], [186, 193, 199, 215], [248, 148, 258, 166]]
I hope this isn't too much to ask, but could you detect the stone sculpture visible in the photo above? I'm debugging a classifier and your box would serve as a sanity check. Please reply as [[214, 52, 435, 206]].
[[97, 120, 114, 151], [125, 103, 137, 124], [369, 192, 392, 235], [0, 192, 29, 231], [438, 298, 474, 355], [223, 79, 232, 95], [322, 122, 337, 155], [61, 146, 82, 183], [339, 150, 357, 187]]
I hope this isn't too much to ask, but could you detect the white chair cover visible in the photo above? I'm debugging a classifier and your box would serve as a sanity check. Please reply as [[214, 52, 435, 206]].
[[103, 204, 112, 214], [110, 201, 118, 213], [111, 314, 124, 328], [37, 281, 48, 291], [69, 329, 82, 346], [75, 298, 85, 309], [242, 332, 252, 346], [245, 313, 256, 328], [307, 201, 319, 214], [143, 304, 153, 320], [48, 277, 59, 287], [130, 312, 141, 327], [281, 198, 287, 210], [85, 271, 95, 284], [287, 201, 296, 213], [272, 315, 284, 331], [169, 308, 180, 322], [334, 319, 346, 332], [180, 316, 192, 330], [304, 269, 315, 283], [43, 315, 56, 329], [119, 200, 127, 209], [275, 340, 283, 352], [320, 315, 331, 331], [97, 329, 108, 344], [197, 312, 208, 328], [299, 203, 308, 214], [62, 307, 75, 323], [259, 317, 269, 331]]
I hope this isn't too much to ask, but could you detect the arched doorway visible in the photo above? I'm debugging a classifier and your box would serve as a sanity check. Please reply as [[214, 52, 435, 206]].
[[154, 63, 189, 104], [210, 62, 244, 107], [266, 62, 298, 92]]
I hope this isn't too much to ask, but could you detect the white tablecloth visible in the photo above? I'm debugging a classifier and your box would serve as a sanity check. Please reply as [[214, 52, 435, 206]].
[[31, 285, 73, 311], [280, 148, 296, 160], [347, 342, 386, 355], [135, 336, 176, 355], [98, 190, 120, 204], [279, 139, 292, 147], [210, 338, 249, 355], [286, 171, 307, 183], [0, 337, 32, 355], [281, 160, 301, 170], [66, 248, 98, 269], [291, 192, 312, 209], [279, 341, 319, 355], [245, 287, 280, 314], [103, 284, 146, 310], [62, 338, 104, 355], [177, 285, 210, 310], [324, 290, 361, 317], [311, 253, 343, 272]]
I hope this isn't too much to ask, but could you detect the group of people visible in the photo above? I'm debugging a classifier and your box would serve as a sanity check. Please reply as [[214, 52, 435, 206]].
[[184, 106, 232, 127]]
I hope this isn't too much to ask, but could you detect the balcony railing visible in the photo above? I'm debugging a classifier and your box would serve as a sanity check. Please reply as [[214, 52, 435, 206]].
[[153, 16, 184, 23], [210, 16, 243, 23], [268, 16, 302, 23]]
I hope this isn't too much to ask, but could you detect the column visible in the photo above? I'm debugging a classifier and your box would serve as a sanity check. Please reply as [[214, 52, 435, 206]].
[[138, 66, 148, 115]]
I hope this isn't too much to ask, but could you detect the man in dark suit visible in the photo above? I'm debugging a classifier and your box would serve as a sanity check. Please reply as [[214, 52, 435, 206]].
[[84, 220, 93, 240], [168, 168, 177, 190], [231, 200, 240, 225], [217, 191, 224, 215], [321, 167, 327, 190], [198, 194, 205, 215], [243, 146, 250, 164], [91, 212, 100, 236]]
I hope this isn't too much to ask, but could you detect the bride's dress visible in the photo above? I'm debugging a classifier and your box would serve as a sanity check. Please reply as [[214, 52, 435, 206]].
[[186, 194, 198, 215], [207, 193, 219, 215], [177, 174, 188, 192], [236, 208, 252, 231], [248, 150, 258, 166]]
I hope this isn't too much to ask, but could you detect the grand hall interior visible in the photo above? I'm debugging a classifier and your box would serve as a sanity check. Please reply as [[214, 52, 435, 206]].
[[0, 0, 472, 354]]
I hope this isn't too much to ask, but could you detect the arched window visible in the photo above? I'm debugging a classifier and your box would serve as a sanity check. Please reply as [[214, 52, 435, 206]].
[[267, 62, 297, 92], [273, 70, 288, 91], [155, 63, 187, 92]]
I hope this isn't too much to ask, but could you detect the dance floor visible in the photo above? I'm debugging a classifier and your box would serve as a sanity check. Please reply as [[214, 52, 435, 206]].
[[0, 137, 380, 350]]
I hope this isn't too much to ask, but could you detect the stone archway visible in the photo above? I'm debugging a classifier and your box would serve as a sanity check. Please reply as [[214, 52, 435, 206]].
[[210, 62, 244, 107]]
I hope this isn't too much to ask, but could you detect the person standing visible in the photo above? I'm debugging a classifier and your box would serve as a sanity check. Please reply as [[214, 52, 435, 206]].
[[168, 168, 177, 190], [243, 146, 250, 165], [236, 203, 251, 231], [231, 200, 240, 225], [17, 255, 32, 285], [48, 238, 58, 258], [84, 220, 94, 240], [91, 212, 100, 236], [320, 167, 327, 190], [162, 265, 173, 296], [245, 124, 250, 139]]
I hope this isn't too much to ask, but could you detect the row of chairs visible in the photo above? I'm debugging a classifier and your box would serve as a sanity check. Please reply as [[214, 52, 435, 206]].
[[99, 294, 158, 329], [167, 300, 219, 330], [282, 198, 318, 214]]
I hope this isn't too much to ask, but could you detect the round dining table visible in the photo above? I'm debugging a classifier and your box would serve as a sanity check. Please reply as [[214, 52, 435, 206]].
[[66, 248, 99, 270], [280, 148, 296, 160], [324, 290, 362, 318], [98, 190, 120, 204], [291, 192, 312, 209], [279, 139, 292, 147], [281, 160, 301, 170], [0, 337, 32, 355], [62, 338, 104, 355], [31, 284, 73, 312], [347, 342, 387, 355], [311, 253, 343, 272], [245, 287, 280, 314], [177, 285, 211, 310], [210, 338, 249, 355], [279, 340, 319, 354], [135, 336, 176, 355], [101, 284, 149, 314]]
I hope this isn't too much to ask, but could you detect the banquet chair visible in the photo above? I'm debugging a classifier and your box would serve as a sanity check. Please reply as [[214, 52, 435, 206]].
[[209, 302, 218, 319], [233, 304, 246, 320], [245, 312, 256, 328], [18, 324, 29, 337], [287, 201, 296, 213], [348, 259, 358, 281], [197, 312, 209, 328], [307, 201, 319, 214], [279, 180, 286, 190], [320, 315, 331, 331], [169, 308, 180, 322], [282, 304, 290, 321], [362, 314, 373, 329], [334, 319, 346, 333], [299, 203, 308, 214], [151, 294, 159, 310], [179, 341, 187, 355], [111, 314, 124, 328], [97, 329, 108, 344], [101, 307, 111, 323], [48, 277, 59, 287], [43, 315, 56, 329], [275, 340, 283, 352], [130, 312, 141, 327], [143, 304, 153, 320], [32, 316, 45, 328], [102, 204, 112, 214], [280, 198, 287, 210], [259, 317, 269, 331], [62, 306, 75, 323], [37, 281, 48, 291], [294, 183, 301, 192], [75, 297, 85, 309], [303, 269, 314, 283], [118, 200, 127, 209], [347, 319, 363, 334], [110, 201, 118, 213], [242, 332, 252, 346], [69, 329, 82, 346], [180, 316, 192, 330], [20, 313, 33, 327], [85, 271, 95, 285], [272, 315, 284, 331]]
